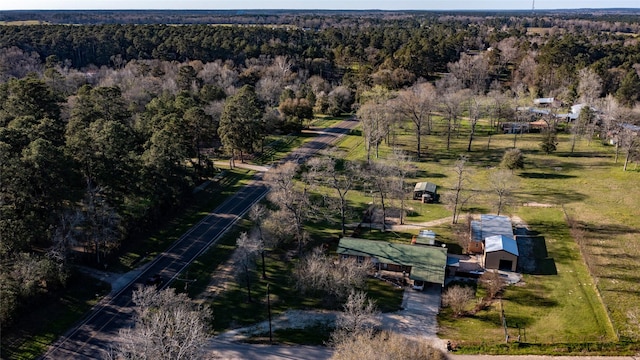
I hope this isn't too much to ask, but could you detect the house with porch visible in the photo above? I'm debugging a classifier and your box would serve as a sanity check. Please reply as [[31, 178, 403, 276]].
[[337, 237, 449, 288]]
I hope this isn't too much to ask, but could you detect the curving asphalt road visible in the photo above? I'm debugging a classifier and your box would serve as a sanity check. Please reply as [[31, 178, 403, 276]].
[[39, 120, 358, 359]]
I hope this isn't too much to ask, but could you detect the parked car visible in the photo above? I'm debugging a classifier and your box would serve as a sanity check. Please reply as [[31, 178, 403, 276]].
[[412, 280, 425, 291]]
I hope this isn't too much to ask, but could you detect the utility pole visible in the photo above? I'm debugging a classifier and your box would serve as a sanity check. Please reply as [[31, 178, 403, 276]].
[[267, 283, 273, 344]]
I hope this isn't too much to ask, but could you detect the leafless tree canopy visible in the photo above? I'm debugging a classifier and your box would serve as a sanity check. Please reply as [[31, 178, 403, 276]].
[[357, 92, 393, 163], [264, 161, 310, 253], [442, 284, 475, 317], [112, 286, 211, 360], [488, 169, 520, 216], [442, 156, 473, 224], [235, 231, 261, 302], [331, 330, 446, 360], [306, 153, 361, 235], [334, 290, 381, 336], [479, 270, 508, 300], [294, 247, 371, 301], [392, 82, 436, 158]]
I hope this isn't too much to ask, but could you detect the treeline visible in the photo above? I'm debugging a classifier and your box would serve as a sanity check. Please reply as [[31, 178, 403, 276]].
[[1, 9, 640, 27], [0, 22, 468, 79], [2, 15, 640, 97]]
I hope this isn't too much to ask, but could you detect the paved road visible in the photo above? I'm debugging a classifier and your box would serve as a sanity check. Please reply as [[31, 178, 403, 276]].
[[205, 342, 638, 360], [449, 356, 638, 360], [207, 339, 333, 360], [39, 120, 357, 359]]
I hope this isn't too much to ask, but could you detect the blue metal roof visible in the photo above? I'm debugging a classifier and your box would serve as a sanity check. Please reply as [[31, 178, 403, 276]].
[[485, 235, 519, 256], [480, 214, 513, 239]]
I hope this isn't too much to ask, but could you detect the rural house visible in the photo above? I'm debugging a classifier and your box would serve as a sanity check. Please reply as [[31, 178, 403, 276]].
[[337, 237, 449, 288]]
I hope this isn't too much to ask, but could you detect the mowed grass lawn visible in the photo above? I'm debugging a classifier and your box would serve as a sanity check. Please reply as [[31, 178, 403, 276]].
[[439, 207, 616, 345], [333, 115, 639, 343]]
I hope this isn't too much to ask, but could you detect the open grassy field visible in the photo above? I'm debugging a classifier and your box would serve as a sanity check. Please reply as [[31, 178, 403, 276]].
[[331, 115, 639, 344]]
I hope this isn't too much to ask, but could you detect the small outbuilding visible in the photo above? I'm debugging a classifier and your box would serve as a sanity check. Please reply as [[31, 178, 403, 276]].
[[483, 235, 519, 272], [413, 182, 437, 203]]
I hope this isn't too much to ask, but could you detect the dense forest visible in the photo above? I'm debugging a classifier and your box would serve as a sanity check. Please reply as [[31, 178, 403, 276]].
[[1, 10, 640, 332]]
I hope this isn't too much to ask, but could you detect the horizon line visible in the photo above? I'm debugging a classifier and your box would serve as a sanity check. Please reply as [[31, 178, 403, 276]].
[[2, 7, 640, 11]]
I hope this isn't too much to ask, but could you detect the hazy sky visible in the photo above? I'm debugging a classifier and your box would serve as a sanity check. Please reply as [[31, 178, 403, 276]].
[[1, 0, 638, 11]]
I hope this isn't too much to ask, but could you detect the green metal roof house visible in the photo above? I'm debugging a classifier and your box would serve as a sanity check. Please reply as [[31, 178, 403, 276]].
[[337, 237, 448, 286]]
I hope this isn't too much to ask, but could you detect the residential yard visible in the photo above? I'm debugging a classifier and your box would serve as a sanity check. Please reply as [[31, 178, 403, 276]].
[[203, 240, 404, 335], [331, 116, 639, 344], [438, 207, 616, 345]]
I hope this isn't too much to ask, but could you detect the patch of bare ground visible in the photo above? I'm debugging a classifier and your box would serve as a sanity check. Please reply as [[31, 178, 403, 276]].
[[523, 202, 556, 207], [196, 255, 237, 304]]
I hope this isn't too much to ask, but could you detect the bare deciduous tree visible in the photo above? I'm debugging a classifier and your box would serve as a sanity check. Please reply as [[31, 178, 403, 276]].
[[294, 247, 370, 301], [357, 99, 391, 164], [488, 169, 519, 216], [467, 96, 484, 152], [366, 160, 395, 231], [392, 82, 436, 158], [112, 286, 210, 360], [235, 231, 261, 302], [306, 153, 361, 235], [447, 52, 490, 94], [437, 82, 467, 151], [388, 149, 415, 225], [82, 184, 121, 264], [577, 67, 603, 105], [249, 203, 269, 279], [265, 161, 310, 255], [443, 156, 473, 224], [333, 290, 380, 339], [442, 284, 475, 317], [479, 270, 507, 300], [48, 210, 84, 265], [620, 126, 640, 171], [331, 330, 446, 360]]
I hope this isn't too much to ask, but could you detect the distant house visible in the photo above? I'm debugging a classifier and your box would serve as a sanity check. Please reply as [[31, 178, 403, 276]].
[[529, 119, 552, 132], [534, 97, 555, 106], [413, 182, 437, 203], [534, 97, 564, 107], [607, 123, 640, 145], [483, 235, 519, 271], [337, 237, 448, 287], [469, 214, 514, 254], [501, 122, 530, 134]]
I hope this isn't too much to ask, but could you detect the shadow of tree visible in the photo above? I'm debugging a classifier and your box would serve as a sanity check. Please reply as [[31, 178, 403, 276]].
[[507, 287, 558, 308], [519, 172, 577, 179]]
